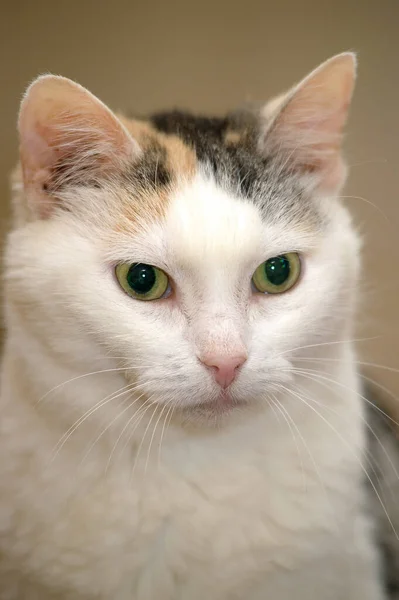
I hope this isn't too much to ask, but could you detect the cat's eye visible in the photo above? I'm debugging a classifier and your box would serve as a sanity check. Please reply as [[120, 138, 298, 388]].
[[115, 263, 170, 300], [252, 253, 301, 294]]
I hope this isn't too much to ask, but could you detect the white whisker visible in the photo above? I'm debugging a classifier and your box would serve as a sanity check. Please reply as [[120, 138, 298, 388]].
[[145, 402, 169, 473], [269, 393, 307, 493], [105, 394, 151, 471], [37, 366, 151, 406], [278, 335, 381, 358], [158, 403, 175, 469], [132, 402, 160, 477], [279, 377, 399, 540], [50, 381, 149, 462], [288, 367, 399, 487], [80, 392, 146, 467]]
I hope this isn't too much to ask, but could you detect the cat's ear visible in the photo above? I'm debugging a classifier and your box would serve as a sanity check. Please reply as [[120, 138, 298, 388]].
[[260, 52, 356, 193], [18, 75, 141, 218]]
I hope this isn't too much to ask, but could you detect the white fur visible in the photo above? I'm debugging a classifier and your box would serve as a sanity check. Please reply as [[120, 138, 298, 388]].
[[0, 166, 384, 599]]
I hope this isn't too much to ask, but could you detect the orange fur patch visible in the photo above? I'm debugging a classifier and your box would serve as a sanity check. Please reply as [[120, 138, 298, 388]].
[[119, 116, 197, 179], [115, 116, 197, 229]]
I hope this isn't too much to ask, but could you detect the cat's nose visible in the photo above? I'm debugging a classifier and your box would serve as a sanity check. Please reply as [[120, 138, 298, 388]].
[[200, 354, 247, 388]]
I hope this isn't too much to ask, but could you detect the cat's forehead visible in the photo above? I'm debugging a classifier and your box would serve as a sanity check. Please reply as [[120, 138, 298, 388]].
[[110, 171, 323, 278], [164, 173, 325, 269], [165, 174, 264, 268]]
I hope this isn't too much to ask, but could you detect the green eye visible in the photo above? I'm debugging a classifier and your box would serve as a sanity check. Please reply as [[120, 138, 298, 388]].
[[252, 253, 301, 294], [115, 263, 169, 300]]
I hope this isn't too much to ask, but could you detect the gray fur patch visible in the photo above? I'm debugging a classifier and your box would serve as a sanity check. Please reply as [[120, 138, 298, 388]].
[[150, 110, 323, 230]]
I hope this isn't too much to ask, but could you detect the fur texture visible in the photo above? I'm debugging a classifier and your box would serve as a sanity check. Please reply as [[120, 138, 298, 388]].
[[0, 53, 395, 599]]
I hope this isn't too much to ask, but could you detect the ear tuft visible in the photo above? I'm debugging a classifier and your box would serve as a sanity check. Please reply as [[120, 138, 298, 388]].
[[260, 52, 357, 193], [18, 75, 140, 218]]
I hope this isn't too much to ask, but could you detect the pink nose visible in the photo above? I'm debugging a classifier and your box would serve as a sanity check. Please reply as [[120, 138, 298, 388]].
[[200, 354, 247, 388]]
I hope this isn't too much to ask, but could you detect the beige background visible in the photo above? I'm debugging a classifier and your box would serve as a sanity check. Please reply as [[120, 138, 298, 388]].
[[0, 1, 398, 411]]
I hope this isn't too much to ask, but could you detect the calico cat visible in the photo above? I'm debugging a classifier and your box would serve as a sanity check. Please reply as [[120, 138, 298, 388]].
[[0, 52, 397, 599]]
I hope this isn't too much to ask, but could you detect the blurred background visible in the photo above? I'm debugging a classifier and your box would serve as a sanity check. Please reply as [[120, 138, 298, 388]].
[[0, 1, 398, 416]]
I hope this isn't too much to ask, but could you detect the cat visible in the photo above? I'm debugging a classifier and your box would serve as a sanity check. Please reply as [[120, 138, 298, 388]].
[[0, 51, 397, 599]]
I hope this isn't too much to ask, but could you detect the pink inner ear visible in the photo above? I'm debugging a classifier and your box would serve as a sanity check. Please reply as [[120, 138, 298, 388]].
[[262, 53, 356, 192], [18, 75, 139, 218], [19, 126, 60, 218], [20, 128, 54, 182]]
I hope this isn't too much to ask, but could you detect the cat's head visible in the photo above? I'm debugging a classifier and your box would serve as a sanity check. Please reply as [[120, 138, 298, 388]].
[[7, 53, 359, 422]]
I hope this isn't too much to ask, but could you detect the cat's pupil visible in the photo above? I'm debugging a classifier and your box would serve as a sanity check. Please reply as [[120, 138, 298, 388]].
[[127, 264, 156, 294], [265, 256, 290, 286]]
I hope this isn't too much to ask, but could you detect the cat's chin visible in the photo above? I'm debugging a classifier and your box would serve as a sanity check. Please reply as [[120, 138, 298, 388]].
[[203, 390, 235, 410], [181, 391, 249, 423]]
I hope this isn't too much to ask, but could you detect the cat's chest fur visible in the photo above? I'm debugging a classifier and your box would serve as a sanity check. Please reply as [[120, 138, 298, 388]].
[[0, 375, 377, 600]]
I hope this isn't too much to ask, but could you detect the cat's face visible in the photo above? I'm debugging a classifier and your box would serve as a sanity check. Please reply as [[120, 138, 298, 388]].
[[7, 53, 359, 421]]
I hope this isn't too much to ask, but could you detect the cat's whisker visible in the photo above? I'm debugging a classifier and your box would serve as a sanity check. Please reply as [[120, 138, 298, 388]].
[[286, 374, 390, 494], [293, 355, 399, 377], [264, 393, 282, 424], [112, 394, 159, 471], [80, 392, 147, 468], [131, 400, 161, 479], [287, 366, 399, 518], [347, 157, 388, 169], [273, 386, 336, 509], [277, 335, 382, 358], [289, 366, 399, 431], [98, 355, 162, 364], [145, 402, 169, 474], [50, 378, 159, 462], [157, 403, 175, 469], [36, 366, 152, 406], [105, 394, 150, 472], [268, 393, 307, 494], [277, 378, 399, 540], [359, 372, 399, 413], [288, 366, 399, 484], [336, 194, 389, 222], [50, 382, 144, 462]]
